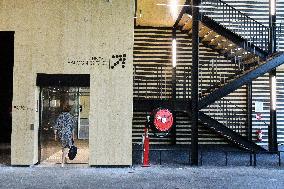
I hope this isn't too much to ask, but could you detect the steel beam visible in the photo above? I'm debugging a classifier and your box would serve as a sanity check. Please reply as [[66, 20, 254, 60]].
[[199, 53, 284, 110], [133, 98, 190, 112], [247, 83, 252, 141], [268, 0, 278, 152], [190, 0, 200, 166]]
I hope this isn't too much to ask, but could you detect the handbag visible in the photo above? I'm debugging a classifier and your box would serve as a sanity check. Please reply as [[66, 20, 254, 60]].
[[68, 145, 77, 160]]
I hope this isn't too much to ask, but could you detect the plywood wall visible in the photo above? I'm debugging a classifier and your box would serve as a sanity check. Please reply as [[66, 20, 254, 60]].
[[0, 0, 133, 166]]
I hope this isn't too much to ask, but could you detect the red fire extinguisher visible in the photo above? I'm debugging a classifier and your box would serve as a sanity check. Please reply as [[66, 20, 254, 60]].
[[256, 129, 263, 142]]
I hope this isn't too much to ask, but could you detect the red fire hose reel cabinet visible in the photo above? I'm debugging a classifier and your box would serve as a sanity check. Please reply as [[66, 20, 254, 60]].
[[149, 108, 174, 137], [142, 108, 174, 167]]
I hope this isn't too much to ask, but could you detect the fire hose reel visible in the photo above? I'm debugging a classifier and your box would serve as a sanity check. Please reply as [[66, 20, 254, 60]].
[[142, 108, 174, 166], [148, 108, 174, 137]]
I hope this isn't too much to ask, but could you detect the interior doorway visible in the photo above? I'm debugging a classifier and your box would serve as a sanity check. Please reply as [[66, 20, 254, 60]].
[[0, 31, 14, 165], [39, 86, 90, 165]]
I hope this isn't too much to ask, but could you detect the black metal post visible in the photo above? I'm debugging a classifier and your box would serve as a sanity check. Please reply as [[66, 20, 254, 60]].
[[172, 28, 177, 145], [269, 0, 278, 152], [190, 0, 200, 166], [269, 69, 278, 151], [247, 83, 252, 141], [172, 28, 177, 100]]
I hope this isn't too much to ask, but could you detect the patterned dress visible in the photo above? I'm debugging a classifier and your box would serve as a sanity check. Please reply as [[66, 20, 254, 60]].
[[54, 112, 75, 148]]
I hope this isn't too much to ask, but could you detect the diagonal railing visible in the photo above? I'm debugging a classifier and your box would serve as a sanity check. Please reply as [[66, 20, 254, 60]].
[[199, 52, 284, 109], [200, 0, 269, 53], [199, 111, 267, 152], [203, 98, 247, 137]]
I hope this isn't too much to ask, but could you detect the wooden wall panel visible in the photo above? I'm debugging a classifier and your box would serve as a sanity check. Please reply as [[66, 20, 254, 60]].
[[252, 71, 284, 145]]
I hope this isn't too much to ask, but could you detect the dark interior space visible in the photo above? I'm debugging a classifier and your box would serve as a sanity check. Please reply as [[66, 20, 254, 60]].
[[0, 32, 14, 143]]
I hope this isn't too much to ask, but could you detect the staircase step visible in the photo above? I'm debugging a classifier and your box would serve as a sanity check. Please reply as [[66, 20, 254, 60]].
[[182, 19, 193, 31], [178, 14, 192, 27]]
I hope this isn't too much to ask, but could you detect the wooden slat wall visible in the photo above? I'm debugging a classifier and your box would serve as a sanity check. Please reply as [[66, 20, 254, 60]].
[[252, 71, 284, 145], [277, 71, 284, 144], [223, 0, 284, 51], [133, 27, 246, 145], [133, 27, 174, 144], [133, 1, 284, 145], [222, 0, 284, 145]]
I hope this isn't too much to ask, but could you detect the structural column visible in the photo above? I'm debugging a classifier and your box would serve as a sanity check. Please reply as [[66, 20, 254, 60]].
[[190, 0, 200, 166], [171, 28, 177, 145], [268, 0, 278, 152], [246, 83, 252, 141]]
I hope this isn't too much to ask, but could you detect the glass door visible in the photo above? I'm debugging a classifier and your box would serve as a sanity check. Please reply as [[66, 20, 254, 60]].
[[39, 86, 89, 165]]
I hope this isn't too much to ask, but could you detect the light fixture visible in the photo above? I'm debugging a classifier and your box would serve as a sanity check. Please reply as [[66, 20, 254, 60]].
[[156, 4, 190, 7], [270, 0, 276, 15], [157, 3, 167, 6], [156, 1, 192, 20], [170, 0, 178, 20], [172, 39, 177, 67], [271, 76, 277, 110]]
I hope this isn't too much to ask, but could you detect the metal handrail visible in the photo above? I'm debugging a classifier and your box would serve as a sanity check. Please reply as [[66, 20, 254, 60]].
[[225, 98, 270, 128], [199, 0, 269, 52], [212, 0, 266, 28], [206, 98, 246, 135]]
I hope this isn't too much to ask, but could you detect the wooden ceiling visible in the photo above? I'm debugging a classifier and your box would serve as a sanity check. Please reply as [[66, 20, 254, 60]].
[[136, 0, 186, 27]]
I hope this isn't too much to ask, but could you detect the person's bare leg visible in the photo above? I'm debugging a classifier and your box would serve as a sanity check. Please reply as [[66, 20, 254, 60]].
[[61, 148, 65, 167], [61, 148, 68, 167], [64, 148, 68, 164]]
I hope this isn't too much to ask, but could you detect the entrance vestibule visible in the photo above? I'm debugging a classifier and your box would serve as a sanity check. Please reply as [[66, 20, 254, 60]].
[[39, 85, 90, 166]]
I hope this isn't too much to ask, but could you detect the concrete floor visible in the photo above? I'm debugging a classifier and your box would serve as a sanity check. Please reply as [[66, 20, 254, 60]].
[[0, 166, 283, 189], [1, 144, 284, 188]]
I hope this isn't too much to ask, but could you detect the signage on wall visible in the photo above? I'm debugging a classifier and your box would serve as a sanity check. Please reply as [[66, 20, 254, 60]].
[[254, 101, 264, 112], [13, 105, 33, 111], [67, 53, 126, 69]]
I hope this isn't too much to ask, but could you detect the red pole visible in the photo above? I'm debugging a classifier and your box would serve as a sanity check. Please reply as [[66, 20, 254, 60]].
[[142, 127, 150, 167]]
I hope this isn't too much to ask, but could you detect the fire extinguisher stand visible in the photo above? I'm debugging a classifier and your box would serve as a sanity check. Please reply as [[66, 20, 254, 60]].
[[142, 127, 150, 167], [142, 116, 150, 167]]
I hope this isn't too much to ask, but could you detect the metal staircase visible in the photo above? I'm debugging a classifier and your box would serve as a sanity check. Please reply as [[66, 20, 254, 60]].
[[199, 112, 266, 152], [199, 52, 284, 109], [173, 0, 284, 152]]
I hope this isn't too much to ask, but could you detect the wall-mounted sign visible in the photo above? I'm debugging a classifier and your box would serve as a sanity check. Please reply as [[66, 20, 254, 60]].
[[254, 101, 264, 112], [67, 54, 126, 69]]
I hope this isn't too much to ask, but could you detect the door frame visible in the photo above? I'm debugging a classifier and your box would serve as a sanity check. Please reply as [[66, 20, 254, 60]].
[[36, 74, 90, 164]]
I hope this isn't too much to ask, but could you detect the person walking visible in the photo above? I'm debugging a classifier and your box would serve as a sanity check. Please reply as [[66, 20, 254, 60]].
[[54, 104, 75, 167]]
